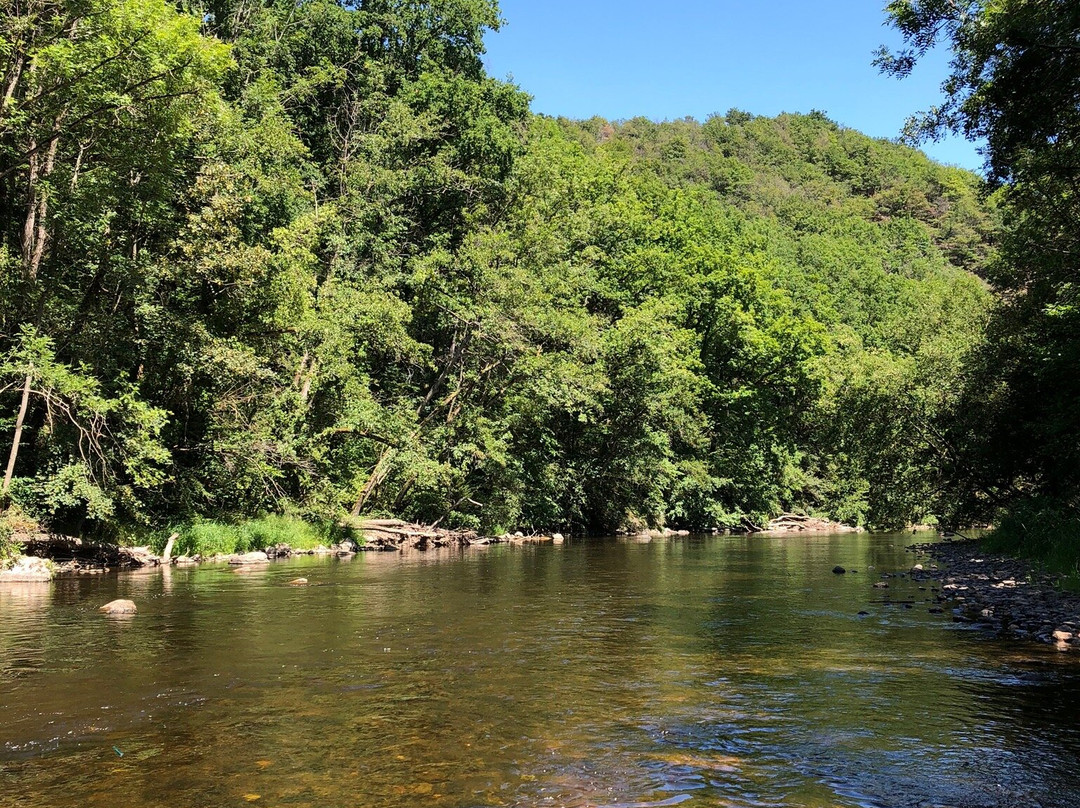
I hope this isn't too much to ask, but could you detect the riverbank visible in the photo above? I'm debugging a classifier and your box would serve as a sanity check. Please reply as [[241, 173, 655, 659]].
[[0, 518, 567, 579], [909, 538, 1080, 651]]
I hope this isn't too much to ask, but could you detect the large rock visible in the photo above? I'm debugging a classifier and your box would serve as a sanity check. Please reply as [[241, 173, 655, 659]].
[[99, 599, 137, 615], [0, 556, 55, 582], [121, 546, 161, 567], [228, 551, 269, 565]]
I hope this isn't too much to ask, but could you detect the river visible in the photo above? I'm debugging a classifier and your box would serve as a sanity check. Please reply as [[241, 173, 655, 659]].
[[2, 533, 1080, 807]]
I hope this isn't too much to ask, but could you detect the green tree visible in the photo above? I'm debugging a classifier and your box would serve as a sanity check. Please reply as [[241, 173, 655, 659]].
[[880, 0, 1080, 543]]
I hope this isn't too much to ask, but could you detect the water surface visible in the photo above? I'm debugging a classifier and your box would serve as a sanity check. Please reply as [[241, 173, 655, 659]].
[[3, 533, 1080, 807]]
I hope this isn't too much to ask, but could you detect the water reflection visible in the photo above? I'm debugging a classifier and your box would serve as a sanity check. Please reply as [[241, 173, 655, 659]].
[[1, 536, 1080, 807]]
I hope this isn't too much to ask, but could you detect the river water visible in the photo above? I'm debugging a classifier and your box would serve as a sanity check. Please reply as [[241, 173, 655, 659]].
[[2, 533, 1080, 807]]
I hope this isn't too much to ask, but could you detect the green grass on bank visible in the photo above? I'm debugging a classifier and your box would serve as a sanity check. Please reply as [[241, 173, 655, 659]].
[[155, 515, 345, 557], [982, 499, 1080, 586]]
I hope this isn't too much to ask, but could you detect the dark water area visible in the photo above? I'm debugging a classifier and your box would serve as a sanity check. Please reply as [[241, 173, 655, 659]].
[[3, 533, 1080, 807]]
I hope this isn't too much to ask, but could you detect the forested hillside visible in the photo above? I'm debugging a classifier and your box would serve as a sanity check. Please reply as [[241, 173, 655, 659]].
[[0, 0, 993, 539]]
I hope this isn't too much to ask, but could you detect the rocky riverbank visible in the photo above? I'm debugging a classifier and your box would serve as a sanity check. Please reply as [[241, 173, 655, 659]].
[[907, 538, 1080, 651], [1, 520, 567, 580]]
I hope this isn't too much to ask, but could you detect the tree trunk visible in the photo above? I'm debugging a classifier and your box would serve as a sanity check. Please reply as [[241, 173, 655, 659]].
[[351, 448, 394, 516], [27, 133, 59, 280], [1, 48, 26, 126], [299, 360, 316, 405], [2, 366, 33, 499], [21, 142, 41, 277]]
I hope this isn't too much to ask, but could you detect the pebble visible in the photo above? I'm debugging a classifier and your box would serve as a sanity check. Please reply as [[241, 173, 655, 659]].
[[908, 539, 1080, 650]]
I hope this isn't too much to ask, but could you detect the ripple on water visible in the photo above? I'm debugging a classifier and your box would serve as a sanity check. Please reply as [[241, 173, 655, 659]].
[[3, 534, 1080, 807]]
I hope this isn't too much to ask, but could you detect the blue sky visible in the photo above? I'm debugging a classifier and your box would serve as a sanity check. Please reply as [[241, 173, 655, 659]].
[[483, 0, 984, 172]]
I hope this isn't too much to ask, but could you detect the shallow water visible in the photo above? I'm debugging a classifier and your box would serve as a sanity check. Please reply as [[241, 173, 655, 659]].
[[2, 533, 1080, 807]]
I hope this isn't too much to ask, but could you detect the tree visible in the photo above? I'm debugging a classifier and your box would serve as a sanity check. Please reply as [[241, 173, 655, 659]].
[[879, 0, 1080, 540], [0, 326, 168, 523]]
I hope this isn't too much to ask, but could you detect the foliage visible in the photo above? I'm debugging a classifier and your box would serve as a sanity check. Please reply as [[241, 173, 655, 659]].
[[982, 499, 1080, 577], [0, 516, 16, 566], [880, 0, 1080, 550], [0, 0, 995, 538]]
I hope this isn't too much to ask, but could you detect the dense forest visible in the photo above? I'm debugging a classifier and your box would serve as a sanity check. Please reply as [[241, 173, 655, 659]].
[[2, 0, 1060, 550]]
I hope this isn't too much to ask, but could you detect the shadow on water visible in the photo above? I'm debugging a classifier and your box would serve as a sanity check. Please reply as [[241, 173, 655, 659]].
[[2, 534, 1080, 807]]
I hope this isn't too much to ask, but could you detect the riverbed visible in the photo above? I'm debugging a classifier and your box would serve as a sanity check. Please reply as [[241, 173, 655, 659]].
[[2, 533, 1080, 807]]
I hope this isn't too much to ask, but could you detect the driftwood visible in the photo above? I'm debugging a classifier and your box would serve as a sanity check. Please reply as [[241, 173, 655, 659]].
[[342, 519, 563, 550], [17, 533, 161, 567], [161, 532, 179, 564], [756, 513, 860, 535], [347, 518, 482, 550]]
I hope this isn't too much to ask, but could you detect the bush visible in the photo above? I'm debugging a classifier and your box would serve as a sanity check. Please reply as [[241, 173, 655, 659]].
[[983, 498, 1080, 576], [0, 505, 35, 567], [0, 518, 17, 567]]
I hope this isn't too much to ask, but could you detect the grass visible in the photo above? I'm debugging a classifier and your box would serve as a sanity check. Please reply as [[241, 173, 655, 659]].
[[981, 498, 1080, 587], [157, 515, 340, 557]]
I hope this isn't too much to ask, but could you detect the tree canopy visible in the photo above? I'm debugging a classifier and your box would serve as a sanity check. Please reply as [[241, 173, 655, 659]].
[[880, 0, 1080, 556], [0, 0, 995, 538]]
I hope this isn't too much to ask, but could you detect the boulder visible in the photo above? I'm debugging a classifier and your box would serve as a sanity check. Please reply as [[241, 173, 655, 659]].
[[99, 599, 137, 615], [228, 551, 269, 565], [0, 556, 55, 582], [123, 546, 161, 567], [832, 565, 846, 575]]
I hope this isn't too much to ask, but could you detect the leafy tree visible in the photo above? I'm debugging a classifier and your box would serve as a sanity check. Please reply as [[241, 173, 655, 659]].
[[879, 0, 1080, 542]]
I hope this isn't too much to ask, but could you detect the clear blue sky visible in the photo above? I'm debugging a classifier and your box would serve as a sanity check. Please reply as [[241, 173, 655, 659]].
[[483, 0, 984, 172]]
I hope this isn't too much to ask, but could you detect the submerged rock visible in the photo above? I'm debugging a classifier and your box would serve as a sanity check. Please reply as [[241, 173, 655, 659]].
[[99, 599, 137, 615], [832, 565, 846, 574]]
